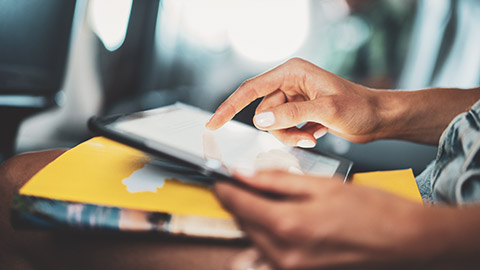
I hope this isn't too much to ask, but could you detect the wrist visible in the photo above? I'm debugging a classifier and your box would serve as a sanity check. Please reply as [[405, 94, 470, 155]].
[[366, 89, 406, 141], [368, 87, 480, 144], [368, 89, 445, 143]]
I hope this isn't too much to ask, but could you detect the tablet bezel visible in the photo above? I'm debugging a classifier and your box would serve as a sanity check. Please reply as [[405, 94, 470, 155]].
[[88, 105, 353, 183]]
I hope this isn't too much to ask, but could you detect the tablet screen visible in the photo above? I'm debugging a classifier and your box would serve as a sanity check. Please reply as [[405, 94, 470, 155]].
[[108, 103, 345, 178]]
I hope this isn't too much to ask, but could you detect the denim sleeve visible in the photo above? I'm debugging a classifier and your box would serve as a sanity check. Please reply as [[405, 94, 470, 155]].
[[430, 99, 480, 204]]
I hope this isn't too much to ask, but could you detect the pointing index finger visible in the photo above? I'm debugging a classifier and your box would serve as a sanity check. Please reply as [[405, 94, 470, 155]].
[[205, 67, 284, 130]]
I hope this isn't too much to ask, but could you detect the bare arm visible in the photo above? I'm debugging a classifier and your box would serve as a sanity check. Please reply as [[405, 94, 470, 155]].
[[206, 58, 480, 146], [373, 87, 480, 144]]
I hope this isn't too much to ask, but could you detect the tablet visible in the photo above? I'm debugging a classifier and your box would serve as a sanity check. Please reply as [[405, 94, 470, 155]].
[[89, 103, 352, 183]]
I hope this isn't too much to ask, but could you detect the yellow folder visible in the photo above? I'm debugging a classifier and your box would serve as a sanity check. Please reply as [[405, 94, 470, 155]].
[[20, 137, 231, 219], [19, 137, 423, 221], [351, 169, 422, 203]]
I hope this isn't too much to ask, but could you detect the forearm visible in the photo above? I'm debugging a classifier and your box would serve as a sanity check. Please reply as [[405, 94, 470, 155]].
[[416, 206, 480, 269], [373, 87, 480, 145]]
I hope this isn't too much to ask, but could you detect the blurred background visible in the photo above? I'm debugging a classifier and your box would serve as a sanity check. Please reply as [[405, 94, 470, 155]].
[[1, 0, 479, 175]]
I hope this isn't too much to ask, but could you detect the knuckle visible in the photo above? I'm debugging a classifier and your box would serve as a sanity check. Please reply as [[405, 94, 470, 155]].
[[321, 96, 339, 118], [240, 78, 253, 89], [287, 102, 301, 123], [284, 58, 306, 78], [239, 78, 261, 101], [271, 216, 299, 238], [222, 100, 237, 115], [286, 57, 305, 66]]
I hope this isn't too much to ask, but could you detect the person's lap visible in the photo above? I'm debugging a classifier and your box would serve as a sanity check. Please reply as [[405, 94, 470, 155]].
[[0, 150, 245, 270]]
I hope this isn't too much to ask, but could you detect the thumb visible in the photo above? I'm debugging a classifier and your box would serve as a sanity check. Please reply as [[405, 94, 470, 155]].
[[253, 100, 327, 130]]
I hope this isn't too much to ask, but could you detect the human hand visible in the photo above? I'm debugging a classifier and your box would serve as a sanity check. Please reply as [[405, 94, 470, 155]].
[[206, 58, 385, 146], [214, 171, 429, 270]]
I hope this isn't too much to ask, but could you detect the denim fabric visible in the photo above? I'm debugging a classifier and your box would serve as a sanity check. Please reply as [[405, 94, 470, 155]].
[[415, 161, 434, 201], [416, 99, 480, 204]]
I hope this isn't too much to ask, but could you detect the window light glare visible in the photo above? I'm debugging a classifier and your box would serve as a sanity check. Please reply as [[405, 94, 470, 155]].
[[89, 0, 133, 51], [227, 0, 310, 62]]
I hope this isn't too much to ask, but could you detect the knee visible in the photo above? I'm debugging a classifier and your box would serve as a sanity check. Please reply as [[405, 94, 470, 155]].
[[0, 149, 67, 192], [0, 153, 32, 191]]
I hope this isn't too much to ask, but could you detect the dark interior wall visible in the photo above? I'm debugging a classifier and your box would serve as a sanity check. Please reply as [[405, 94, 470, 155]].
[[0, 0, 76, 96]]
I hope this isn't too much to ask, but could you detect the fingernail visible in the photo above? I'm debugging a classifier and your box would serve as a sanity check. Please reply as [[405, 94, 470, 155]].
[[205, 116, 214, 126], [288, 166, 304, 175], [297, 139, 315, 148], [254, 112, 275, 127], [314, 128, 327, 139]]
